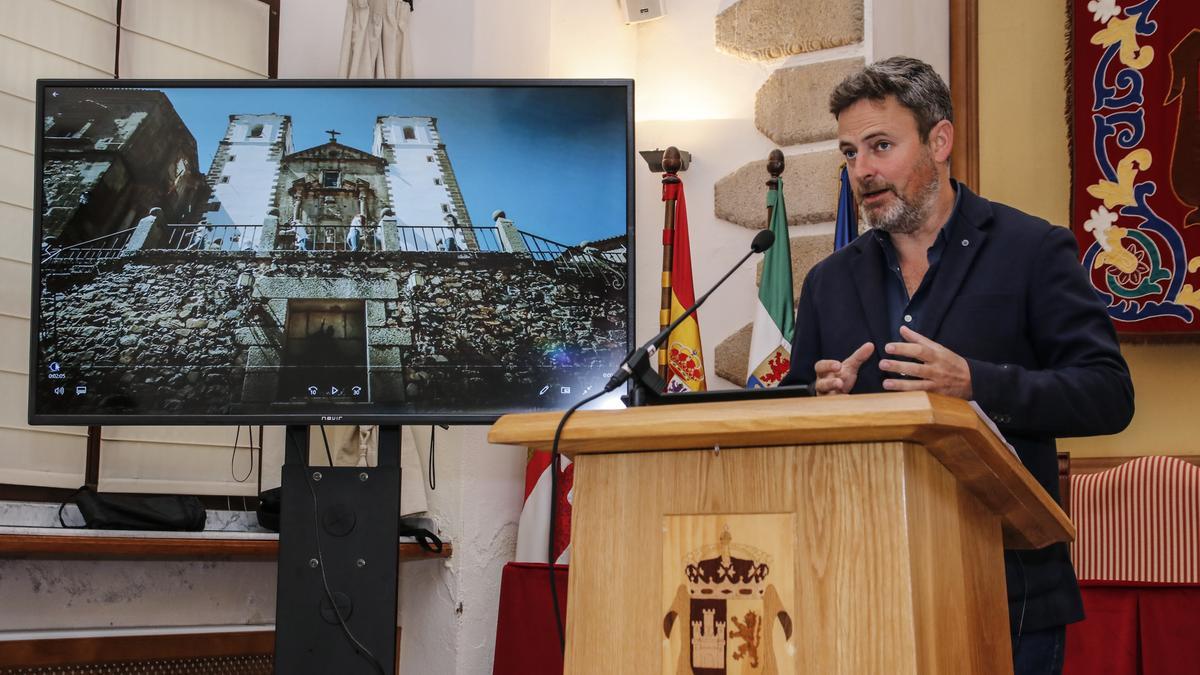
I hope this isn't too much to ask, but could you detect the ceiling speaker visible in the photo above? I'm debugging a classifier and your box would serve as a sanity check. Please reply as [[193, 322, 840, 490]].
[[620, 0, 666, 24]]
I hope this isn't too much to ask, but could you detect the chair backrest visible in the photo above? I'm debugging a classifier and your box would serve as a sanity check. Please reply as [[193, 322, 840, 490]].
[[1070, 455, 1200, 584], [1058, 451, 1071, 518]]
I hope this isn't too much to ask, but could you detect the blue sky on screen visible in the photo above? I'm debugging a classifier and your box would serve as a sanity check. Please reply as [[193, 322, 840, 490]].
[[158, 86, 628, 246]]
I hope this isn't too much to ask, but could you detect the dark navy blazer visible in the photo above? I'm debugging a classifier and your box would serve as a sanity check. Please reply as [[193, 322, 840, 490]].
[[781, 183, 1134, 632]]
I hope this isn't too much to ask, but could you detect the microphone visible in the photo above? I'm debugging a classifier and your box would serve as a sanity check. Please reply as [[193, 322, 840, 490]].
[[750, 228, 775, 253], [604, 229, 776, 395]]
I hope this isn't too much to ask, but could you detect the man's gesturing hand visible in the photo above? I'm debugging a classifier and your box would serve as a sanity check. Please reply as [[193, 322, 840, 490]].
[[813, 342, 874, 395], [878, 326, 973, 399]]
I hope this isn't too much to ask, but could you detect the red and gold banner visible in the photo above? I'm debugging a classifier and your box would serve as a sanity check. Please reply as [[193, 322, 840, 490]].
[[663, 181, 706, 392], [1070, 0, 1200, 336]]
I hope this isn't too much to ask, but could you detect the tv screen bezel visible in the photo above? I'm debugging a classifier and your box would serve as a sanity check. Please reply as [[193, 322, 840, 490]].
[[28, 77, 636, 427]]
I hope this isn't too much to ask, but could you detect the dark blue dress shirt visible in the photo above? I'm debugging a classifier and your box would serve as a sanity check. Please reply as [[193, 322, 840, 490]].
[[873, 185, 962, 345]]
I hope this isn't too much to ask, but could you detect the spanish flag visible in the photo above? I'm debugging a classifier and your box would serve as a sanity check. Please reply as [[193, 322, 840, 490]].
[[662, 180, 706, 392]]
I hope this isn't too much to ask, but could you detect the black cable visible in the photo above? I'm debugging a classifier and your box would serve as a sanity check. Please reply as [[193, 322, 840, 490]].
[[1012, 550, 1027, 653], [547, 388, 607, 654], [231, 425, 254, 483], [256, 425, 265, 498], [319, 425, 334, 466], [428, 426, 437, 491]]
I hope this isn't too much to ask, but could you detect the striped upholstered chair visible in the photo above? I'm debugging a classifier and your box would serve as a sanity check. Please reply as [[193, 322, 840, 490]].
[[1063, 456, 1200, 675]]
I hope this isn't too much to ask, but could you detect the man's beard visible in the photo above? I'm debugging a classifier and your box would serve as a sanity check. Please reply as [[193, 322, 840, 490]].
[[858, 154, 941, 235]]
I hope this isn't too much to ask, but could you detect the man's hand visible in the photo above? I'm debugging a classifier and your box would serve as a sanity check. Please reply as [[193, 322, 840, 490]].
[[879, 326, 973, 399], [813, 342, 874, 395]]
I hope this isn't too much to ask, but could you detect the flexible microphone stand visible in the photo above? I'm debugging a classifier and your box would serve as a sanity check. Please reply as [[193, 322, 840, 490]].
[[544, 227, 777, 654], [605, 228, 776, 406]]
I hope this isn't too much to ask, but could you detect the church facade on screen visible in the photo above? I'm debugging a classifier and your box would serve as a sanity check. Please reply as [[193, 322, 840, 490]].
[[37, 89, 627, 418], [200, 113, 495, 254]]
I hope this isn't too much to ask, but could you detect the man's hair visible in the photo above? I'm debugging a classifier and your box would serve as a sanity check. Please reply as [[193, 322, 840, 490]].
[[829, 56, 953, 141]]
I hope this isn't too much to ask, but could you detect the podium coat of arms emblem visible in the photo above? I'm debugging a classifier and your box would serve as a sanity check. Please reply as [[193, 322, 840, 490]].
[[663, 518, 795, 675]]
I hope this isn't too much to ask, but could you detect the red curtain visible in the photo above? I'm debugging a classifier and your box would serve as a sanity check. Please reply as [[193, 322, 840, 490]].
[[493, 562, 568, 675], [1065, 585, 1200, 675]]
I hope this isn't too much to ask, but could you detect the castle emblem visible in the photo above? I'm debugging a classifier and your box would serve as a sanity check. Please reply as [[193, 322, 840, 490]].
[[663, 525, 794, 674]]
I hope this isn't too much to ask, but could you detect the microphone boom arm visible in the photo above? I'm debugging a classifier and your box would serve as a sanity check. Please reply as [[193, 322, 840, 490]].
[[605, 238, 768, 395]]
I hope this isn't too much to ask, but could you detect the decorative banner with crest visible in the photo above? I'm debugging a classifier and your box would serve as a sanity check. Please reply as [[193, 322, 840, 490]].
[[662, 514, 795, 675], [1070, 0, 1200, 336]]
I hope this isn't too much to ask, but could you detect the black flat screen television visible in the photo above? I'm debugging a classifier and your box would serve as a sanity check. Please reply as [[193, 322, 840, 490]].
[[29, 79, 634, 426]]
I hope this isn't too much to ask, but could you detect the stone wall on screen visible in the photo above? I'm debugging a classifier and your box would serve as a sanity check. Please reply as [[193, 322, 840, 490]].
[[40, 88, 210, 246], [36, 250, 626, 416]]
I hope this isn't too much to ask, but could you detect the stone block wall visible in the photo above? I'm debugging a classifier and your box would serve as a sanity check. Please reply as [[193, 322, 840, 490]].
[[715, 0, 863, 61], [755, 58, 865, 147], [710, 0, 865, 385], [714, 150, 845, 230]]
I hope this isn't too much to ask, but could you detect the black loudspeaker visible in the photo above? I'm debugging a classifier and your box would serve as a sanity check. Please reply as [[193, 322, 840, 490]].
[[274, 426, 401, 675]]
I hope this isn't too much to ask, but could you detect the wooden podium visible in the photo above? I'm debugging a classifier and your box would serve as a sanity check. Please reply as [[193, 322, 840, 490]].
[[489, 392, 1074, 675]]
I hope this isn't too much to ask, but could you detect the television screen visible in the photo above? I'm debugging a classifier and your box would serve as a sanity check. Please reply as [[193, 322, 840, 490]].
[[29, 79, 633, 425]]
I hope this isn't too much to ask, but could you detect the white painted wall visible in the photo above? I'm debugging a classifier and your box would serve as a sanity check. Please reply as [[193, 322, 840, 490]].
[[278, 0, 347, 78], [397, 426, 526, 674], [546, 1, 638, 79], [871, 0, 950, 81], [0, 558, 278, 631]]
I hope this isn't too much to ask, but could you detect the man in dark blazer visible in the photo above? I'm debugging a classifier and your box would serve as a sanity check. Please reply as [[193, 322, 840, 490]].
[[781, 56, 1134, 674]]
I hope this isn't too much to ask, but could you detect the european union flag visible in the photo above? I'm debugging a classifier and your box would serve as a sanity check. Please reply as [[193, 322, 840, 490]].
[[834, 164, 857, 251]]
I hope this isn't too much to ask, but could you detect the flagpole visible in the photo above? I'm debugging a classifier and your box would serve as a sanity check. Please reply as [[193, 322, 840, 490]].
[[658, 146, 683, 380], [765, 149, 785, 224]]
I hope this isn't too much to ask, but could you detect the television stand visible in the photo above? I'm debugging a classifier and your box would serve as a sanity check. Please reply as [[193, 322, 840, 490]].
[[274, 424, 402, 674]]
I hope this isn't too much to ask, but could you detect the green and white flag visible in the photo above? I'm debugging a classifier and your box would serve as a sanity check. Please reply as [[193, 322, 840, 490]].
[[746, 180, 794, 388]]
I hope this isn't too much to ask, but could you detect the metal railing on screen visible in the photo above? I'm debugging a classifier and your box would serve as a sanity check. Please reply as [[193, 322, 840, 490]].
[[289, 224, 384, 252], [393, 225, 503, 253], [166, 224, 265, 251], [43, 222, 626, 289], [520, 231, 627, 288], [40, 226, 136, 264]]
